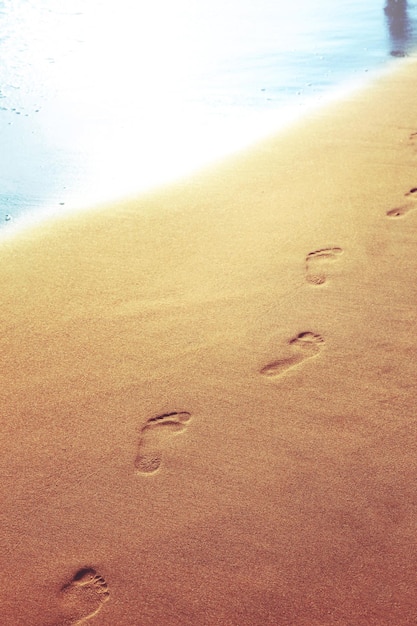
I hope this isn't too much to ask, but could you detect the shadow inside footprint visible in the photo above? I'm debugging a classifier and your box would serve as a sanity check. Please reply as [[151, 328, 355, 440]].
[[260, 332, 324, 378], [134, 411, 192, 475], [59, 567, 109, 625], [305, 247, 343, 285]]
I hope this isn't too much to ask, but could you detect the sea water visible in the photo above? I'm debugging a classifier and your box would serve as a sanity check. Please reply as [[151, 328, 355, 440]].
[[0, 0, 416, 231]]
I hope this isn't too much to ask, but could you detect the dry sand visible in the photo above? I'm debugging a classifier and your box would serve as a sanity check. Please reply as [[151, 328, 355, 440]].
[[0, 59, 417, 626]]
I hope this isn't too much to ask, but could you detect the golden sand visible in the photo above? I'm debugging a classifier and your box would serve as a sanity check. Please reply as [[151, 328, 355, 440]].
[[1, 59, 417, 625]]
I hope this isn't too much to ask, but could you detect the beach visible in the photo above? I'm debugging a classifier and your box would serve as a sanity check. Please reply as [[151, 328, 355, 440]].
[[0, 57, 417, 625]]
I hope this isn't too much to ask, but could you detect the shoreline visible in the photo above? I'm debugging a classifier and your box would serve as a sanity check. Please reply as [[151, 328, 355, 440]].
[[1, 58, 417, 625], [0, 56, 411, 245]]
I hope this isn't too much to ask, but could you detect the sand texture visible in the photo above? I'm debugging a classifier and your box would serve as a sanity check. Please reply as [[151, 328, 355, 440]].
[[1, 60, 417, 625]]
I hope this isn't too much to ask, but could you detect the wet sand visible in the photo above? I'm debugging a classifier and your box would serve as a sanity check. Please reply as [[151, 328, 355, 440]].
[[0, 59, 416, 625]]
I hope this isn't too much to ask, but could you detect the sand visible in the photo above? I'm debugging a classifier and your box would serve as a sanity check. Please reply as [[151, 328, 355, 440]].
[[0, 58, 416, 626]]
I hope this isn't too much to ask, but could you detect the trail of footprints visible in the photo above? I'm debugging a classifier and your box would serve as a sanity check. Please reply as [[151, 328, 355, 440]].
[[52, 132, 416, 624], [261, 244, 343, 380], [386, 186, 417, 218]]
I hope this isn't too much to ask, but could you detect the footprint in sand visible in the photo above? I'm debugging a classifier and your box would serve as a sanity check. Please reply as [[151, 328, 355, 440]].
[[260, 332, 324, 379], [58, 568, 109, 625], [387, 188, 417, 218], [134, 411, 192, 475], [305, 247, 343, 285]]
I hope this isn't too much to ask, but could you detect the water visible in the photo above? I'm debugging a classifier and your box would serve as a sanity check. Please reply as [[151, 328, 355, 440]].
[[0, 0, 416, 232]]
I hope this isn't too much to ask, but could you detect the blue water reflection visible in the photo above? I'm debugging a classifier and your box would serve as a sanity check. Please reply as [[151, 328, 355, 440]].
[[0, 0, 416, 231]]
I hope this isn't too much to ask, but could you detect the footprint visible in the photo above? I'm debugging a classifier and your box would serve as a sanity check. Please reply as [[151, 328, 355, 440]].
[[386, 204, 415, 218], [305, 247, 343, 285], [260, 332, 324, 378], [59, 568, 109, 625], [387, 188, 417, 218], [134, 411, 192, 475]]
